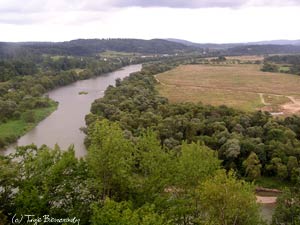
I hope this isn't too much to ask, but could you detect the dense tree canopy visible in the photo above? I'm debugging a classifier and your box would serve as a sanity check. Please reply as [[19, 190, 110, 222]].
[[0, 119, 263, 224]]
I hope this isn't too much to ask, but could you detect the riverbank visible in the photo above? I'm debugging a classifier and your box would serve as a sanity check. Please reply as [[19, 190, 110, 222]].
[[2, 64, 142, 157], [0, 100, 58, 149]]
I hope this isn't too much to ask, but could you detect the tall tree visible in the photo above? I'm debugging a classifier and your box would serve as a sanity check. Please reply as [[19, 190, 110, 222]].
[[243, 152, 262, 180], [197, 170, 263, 225], [86, 119, 135, 200]]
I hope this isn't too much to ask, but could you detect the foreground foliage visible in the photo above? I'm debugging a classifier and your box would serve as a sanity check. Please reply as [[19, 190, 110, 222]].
[[0, 119, 263, 224]]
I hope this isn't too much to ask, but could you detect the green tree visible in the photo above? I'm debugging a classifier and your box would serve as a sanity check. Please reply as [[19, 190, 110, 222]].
[[86, 119, 135, 200], [134, 130, 173, 204], [3, 144, 93, 224], [243, 152, 262, 180], [23, 110, 36, 123], [287, 156, 299, 179], [272, 188, 300, 225], [197, 170, 263, 225], [176, 141, 220, 189], [91, 198, 168, 225], [165, 142, 220, 225]]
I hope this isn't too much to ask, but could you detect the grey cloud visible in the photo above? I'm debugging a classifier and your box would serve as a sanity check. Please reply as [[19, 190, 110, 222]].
[[104, 0, 300, 8], [1, 0, 300, 14], [1, 0, 299, 25], [114, 0, 248, 8], [0, 0, 46, 13]]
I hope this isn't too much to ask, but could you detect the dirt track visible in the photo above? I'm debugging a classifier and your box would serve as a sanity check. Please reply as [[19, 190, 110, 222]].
[[281, 96, 300, 114], [256, 196, 277, 204]]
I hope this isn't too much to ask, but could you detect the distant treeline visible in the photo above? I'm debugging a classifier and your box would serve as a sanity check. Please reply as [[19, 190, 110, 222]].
[[0, 39, 195, 58], [262, 55, 300, 75], [227, 45, 300, 55], [3, 39, 300, 61]]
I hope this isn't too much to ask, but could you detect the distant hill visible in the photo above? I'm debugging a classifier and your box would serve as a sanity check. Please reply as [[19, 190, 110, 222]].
[[2, 38, 300, 59], [249, 40, 300, 45], [166, 38, 300, 50], [226, 44, 300, 55], [0, 39, 195, 58], [166, 38, 240, 49]]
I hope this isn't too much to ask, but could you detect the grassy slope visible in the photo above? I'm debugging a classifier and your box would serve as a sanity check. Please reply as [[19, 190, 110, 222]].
[[156, 64, 300, 112], [0, 101, 58, 146]]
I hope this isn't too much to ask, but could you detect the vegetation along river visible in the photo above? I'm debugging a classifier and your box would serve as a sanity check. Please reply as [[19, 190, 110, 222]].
[[5, 64, 142, 157]]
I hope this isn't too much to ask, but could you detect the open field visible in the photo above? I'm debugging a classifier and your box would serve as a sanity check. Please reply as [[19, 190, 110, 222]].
[[225, 55, 264, 62], [99, 50, 141, 58], [156, 64, 300, 113]]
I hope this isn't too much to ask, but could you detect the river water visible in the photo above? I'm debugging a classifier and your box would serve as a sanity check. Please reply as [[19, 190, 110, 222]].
[[5, 64, 142, 157]]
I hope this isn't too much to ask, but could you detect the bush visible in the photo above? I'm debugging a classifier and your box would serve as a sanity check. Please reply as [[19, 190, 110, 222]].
[[23, 110, 36, 123]]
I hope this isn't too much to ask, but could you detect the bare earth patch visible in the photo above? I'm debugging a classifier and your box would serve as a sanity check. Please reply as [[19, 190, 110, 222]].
[[281, 96, 300, 114], [256, 196, 277, 204]]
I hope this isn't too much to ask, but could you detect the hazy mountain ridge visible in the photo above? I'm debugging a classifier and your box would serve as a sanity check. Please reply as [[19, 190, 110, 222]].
[[0, 38, 194, 58], [166, 38, 300, 49], [2, 38, 300, 59]]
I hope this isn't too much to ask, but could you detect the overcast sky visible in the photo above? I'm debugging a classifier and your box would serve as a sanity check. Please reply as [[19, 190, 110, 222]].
[[0, 0, 300, 43]]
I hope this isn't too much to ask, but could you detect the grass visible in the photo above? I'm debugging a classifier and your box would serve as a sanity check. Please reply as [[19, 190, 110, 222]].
[[158, 84, 263, 111], [74, 68, 85, 74], [263, 94, 290, 106], [100, 51, 140, 58], [225, 55, 264, 62], [255, 176, 293, 190], [279, 66, 290, 72], [0, 101, 58, 147], [156, 64, 300, 112]]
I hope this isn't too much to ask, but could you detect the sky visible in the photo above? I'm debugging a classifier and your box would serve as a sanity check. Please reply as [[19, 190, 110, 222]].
[[0, 0, 300, 43]]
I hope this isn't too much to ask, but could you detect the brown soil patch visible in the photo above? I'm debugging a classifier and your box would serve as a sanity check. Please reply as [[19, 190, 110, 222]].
[[281, 96, 300, 114], [256, 196, 277, 204]]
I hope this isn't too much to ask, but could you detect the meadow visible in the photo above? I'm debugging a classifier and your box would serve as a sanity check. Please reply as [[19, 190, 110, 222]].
[[0, 101, 57, 148], [156, 64, 300, 113]]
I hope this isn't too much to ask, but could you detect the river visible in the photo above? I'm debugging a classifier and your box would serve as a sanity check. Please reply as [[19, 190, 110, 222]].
[[5, 64, 142, 157]]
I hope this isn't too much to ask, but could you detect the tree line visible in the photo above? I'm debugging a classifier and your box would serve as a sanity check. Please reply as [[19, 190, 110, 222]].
[[0, 39, 194, 58], [262, 55, 300, 75]]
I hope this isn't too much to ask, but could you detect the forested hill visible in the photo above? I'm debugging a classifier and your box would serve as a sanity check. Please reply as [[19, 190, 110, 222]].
[[0, 38, 194, 58], [166, 38, 300, 52], [226, 44, 300, 55]]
